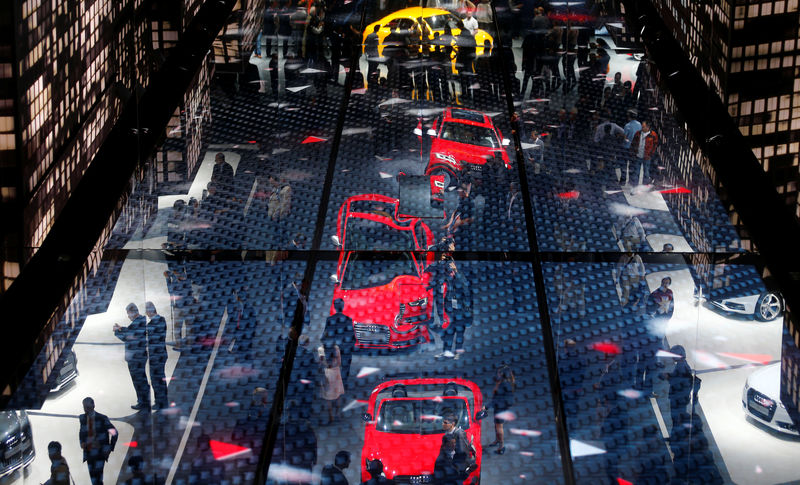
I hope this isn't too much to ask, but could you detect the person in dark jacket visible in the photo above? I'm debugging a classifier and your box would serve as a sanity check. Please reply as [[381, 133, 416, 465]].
[[487, 364, 515, 454], [113, 303, 150, 410], [437, 262, 472, 359], [79, 397, 118, 485], [44, 441, 70, 485], [434, 434, 478, 485], [144, 302, 169, 410], [667, 345, 693, 433], [322, 298, 355, 386], [360, 459, 396, 484], [321, 450, 351, 485]]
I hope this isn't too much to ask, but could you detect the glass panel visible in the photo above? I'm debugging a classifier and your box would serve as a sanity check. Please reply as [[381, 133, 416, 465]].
[[270, 258, 565, 484]]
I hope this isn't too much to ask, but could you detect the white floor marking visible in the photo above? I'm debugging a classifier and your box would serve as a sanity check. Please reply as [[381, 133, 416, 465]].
[[165, 309, 228, 485]]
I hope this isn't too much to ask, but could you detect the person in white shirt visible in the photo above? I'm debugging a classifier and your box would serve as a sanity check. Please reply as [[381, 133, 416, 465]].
[[462, 11, 479, 34]]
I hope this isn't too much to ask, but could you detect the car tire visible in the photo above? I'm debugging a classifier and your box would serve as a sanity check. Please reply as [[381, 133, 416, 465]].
[[755, 291, 782, 321], [431, 166, 457, 190]]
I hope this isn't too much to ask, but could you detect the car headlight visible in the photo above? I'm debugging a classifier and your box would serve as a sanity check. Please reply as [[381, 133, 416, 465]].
[[407, 297, 428, 307], [434, 152, 456, 164]]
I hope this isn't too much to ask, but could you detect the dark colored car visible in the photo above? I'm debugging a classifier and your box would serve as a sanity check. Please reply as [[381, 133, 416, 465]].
[[50, 348, 79, 393], [0, 410, 34, 478]]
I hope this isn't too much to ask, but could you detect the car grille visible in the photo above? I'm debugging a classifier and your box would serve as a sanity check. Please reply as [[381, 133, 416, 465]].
[[354, 323, 390, 344], [393, 475, 434, 484], [0, 433, 34, 475], [747, 389, 777, 421]]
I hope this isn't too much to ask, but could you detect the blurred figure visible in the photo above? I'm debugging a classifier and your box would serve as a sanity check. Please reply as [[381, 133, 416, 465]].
[[321, 450, 351, 485], [662, 243, 674, 252], [434, 434, 478, 484], [79, 397, 118, 485], [322, 298, 355, 385], [360, 459, 396, 485], [44, 441, 70, 485], [318, 341, 345, 424], [365, 24, 381, 87], [211, 152, 234, 197], [438, 262, 472, 359], [487, 363, 515, 454], [443, 182, 475, 250], [667, 345, 693, 434], [615, 214, 648, 252], [647, 277, 675, 321], [614, 251, 646, 310], [630, 120, 659, 185]]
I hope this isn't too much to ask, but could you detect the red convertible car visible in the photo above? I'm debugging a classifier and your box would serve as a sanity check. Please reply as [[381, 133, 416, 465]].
[[423, 107, 512, 194], [331, 194, 442, 348], [361, 378, 486, 484]]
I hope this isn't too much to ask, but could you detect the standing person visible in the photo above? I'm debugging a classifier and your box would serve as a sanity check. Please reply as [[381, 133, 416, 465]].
[[443, 182, 475, 250], [441, 413, 476, 461], [437, 262, 472, 359], [144, 302, 169, 410], [321, 450, 350, 485], [462, 10, 478, 35], [616, 214, 648, 252], [262, 0, 279, 58], [44, 441, 71, 485], [424, 236, 455, 333], [290, 1, 308, 57], [322, 298, 355, 386], [474, 0, 492, 35], [211, 153, 234, 197], [267, 172, 292, 263], [614, 251, 646, 310], [455, 27, 476, 103], [113, 303, 150, 411], [667, 345, 693, 433], [360, 459, 396, 484], [318, 342, 345, 424], [79, 397, 118, 485], [621, 109, 641, 184], [630, 120, 659, 185], [278, 0, 293, 56], [365, 24, 381, 87], [487, 363, 515, 454], [647, 276, 675, 321]]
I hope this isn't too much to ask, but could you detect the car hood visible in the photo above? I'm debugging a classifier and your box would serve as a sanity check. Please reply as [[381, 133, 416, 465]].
[[747, 363, 781, 400], [337, 275, 427, 324], [431, 139, 500, 167], [363, 432, 443, 478], [0, 411, 22, 441]]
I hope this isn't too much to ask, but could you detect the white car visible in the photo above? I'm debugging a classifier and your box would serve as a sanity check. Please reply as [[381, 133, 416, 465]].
[[711, 291, 783, 322], [742, 363, 799, 435]]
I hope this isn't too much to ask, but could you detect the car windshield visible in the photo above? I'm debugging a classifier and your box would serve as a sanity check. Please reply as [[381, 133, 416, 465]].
[[424, 14, 460, 30], [377, 398, 470, 434], [439, 122, 498, 148], [341, 252, 418, 290]]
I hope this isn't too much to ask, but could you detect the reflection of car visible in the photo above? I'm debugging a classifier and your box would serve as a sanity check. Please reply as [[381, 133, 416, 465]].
[[361, 378, 486, 484], [423, 107, 511, 192], [332, 194, 440, 348], [363, 7, 493, 57], [50, 348, 79, 393], [709, 290, 783, 322], [0, 411, 35, 477], [742, 364, 798, 435]]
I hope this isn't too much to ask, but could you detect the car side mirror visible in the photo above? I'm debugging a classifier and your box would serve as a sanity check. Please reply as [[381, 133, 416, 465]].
[[427, 129, 437, 136], [331, 235, 341, 246], [362, 412, 373, 422], [475, 409, 488, 421], [501, 138, 511, 146]]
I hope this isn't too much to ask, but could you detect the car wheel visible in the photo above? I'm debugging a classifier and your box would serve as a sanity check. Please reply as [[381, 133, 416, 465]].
[[431, 167, 457, 190], [755, 292, 782, 321]]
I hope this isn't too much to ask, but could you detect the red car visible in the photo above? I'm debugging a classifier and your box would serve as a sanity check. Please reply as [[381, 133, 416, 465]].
[[423, 107, 512, 194], [361, 377, 487, 484], [331, 194, 441, 348]]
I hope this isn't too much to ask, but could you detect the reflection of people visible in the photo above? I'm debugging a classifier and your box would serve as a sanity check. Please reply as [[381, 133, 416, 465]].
[[44, 441, 70, 485], [113, 303, 150, 410], [321, 450, 350, 485], [667, 345, 693, 433], [443, 182, 475, 249], [322, 298, 355, 385], [647, 277, 674, 320], [488, 364, 515, 454], [360, 459, 396, 484], [318, 342, 345, 424], [614, 252, 646, 310], [438, 262, 472, 359], [144, 302, 169, 410], [441, 413, 475, 460], [434, 434, 478, 485], [79, 397, 118, 485]]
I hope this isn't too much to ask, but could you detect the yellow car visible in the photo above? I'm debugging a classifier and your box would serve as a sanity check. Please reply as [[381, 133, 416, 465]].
[[362, 7, 493, 58]]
